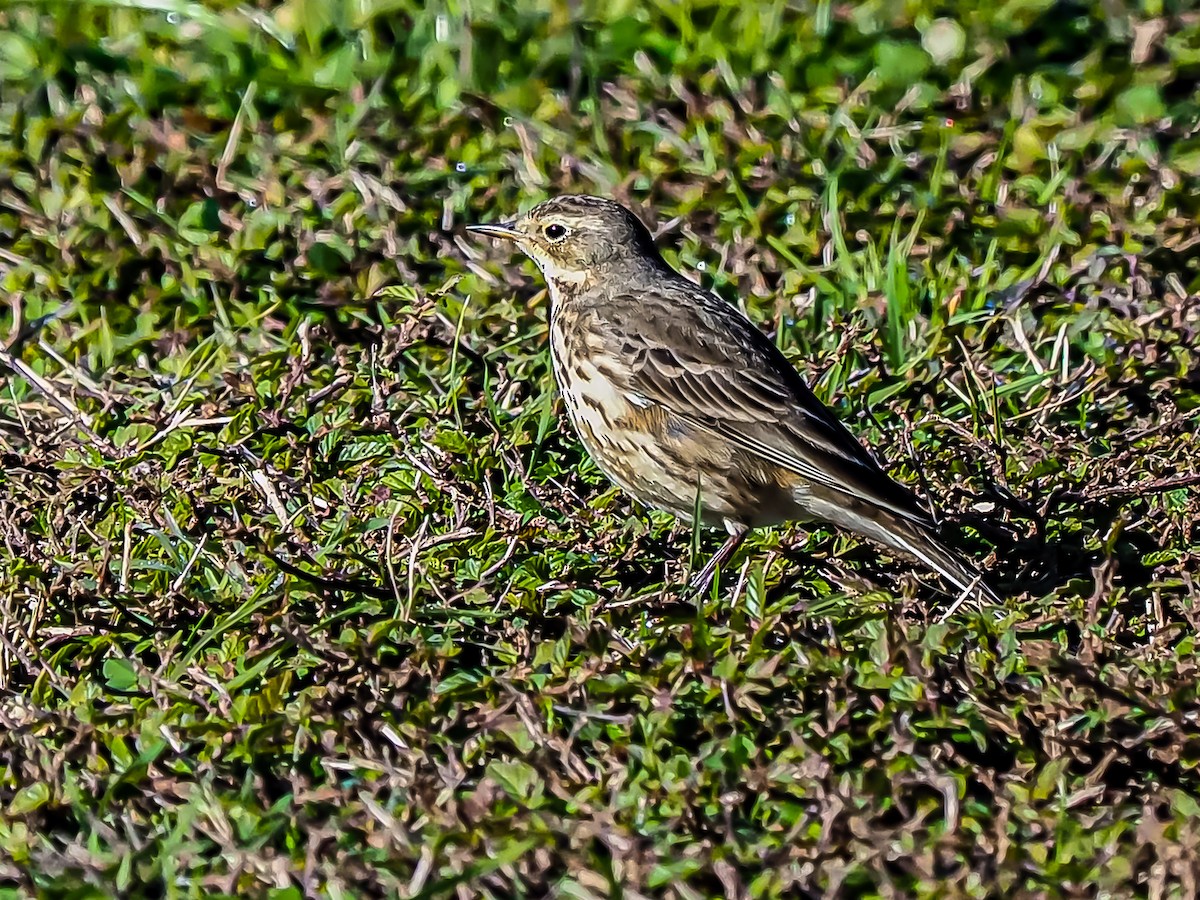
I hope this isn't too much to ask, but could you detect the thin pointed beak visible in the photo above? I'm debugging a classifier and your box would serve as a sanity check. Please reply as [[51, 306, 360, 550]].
[[466, 221, 523, 241]]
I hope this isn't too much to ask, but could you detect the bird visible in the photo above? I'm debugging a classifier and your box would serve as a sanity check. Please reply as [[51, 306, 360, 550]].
[[468, 195, 999, 605]]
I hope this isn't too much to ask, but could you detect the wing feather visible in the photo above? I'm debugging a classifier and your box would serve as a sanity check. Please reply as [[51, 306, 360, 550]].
[[601, 283, 931, 527]]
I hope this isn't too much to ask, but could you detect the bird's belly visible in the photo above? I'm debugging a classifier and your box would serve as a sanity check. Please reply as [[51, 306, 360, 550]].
[[552, 353, 799, 529]]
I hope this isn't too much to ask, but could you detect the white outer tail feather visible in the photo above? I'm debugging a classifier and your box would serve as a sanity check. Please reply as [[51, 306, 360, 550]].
[[853, 516, 1001, 606]]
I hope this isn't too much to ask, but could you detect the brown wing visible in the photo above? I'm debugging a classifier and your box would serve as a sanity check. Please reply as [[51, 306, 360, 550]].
[[601, 281, 933, 527]]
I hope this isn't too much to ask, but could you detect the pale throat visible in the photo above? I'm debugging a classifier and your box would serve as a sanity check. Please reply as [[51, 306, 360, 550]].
[[530, 255, 593, 302]]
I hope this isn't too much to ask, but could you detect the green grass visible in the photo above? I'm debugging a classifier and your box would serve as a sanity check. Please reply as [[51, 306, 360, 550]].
[[2, 0, 1200, 896]]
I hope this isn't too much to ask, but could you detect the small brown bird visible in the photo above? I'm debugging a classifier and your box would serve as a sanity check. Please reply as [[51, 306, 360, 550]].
[[469, 196, 998, 604]]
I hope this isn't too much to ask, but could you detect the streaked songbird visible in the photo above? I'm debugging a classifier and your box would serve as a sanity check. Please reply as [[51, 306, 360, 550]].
[[469, 196, 998, 604]]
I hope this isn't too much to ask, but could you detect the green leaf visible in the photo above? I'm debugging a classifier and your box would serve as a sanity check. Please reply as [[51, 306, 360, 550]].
[[434, 669, 482, 694], [873, 40, 930, 86], [0, 33, 37, 81], [487, 759, 542, 804], [178, 200, 218, 245], [7, 782, 50, 816], [103, 657, 138, 692], [1115, 84, 1165, 125]]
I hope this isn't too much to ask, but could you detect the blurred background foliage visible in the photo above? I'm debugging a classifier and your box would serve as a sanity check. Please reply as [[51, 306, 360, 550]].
[[2, 0, 1196, 374]]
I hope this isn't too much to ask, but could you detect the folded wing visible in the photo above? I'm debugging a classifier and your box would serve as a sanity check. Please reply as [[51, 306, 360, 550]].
[[604, 283, 934, 528]]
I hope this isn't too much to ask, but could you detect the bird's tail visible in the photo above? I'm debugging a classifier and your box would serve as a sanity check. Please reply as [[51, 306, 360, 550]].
[[857, 514, 1001, 606]]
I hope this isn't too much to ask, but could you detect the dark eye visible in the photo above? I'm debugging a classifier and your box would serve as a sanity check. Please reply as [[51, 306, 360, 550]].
[[544, 223, 568, 240]]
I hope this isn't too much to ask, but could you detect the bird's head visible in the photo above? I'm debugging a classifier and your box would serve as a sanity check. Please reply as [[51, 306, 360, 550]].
[[468, 195, 661, 284]]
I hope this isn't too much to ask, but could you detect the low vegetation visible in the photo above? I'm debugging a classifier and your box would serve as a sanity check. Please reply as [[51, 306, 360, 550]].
[[1, 1, 1198, 896]]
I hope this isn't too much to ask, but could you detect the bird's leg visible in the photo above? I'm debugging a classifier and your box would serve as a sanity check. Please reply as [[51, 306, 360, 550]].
[[687, 525, 749, 598]]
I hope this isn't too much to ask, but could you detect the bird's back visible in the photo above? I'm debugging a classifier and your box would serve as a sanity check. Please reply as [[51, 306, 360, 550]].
[[559, 268, 936, 526]]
